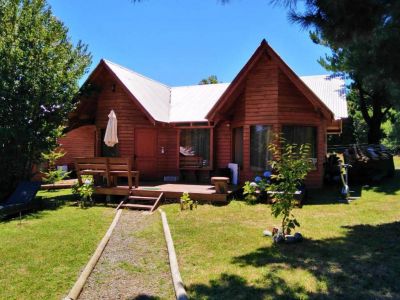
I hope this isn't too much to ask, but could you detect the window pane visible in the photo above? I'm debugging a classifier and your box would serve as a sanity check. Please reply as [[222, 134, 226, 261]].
[[233, 127, 243, 167], [250, 125, 272, 171], [179, 129, 210, 167], [282, 126, 317, 158]]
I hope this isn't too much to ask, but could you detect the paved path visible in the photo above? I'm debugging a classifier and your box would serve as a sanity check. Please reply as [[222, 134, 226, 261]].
[[79, 210, 174, 299]]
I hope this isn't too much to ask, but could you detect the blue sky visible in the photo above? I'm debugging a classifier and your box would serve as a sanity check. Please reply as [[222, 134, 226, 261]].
[[48, 0, 329, 86]]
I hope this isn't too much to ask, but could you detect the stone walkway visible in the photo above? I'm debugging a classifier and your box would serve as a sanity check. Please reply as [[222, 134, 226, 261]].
[[79, 210, 174, 299]]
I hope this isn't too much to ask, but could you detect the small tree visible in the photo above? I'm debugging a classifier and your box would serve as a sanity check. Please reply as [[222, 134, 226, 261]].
[[41, 149, 69, 184], [267, 138, 312, 236]]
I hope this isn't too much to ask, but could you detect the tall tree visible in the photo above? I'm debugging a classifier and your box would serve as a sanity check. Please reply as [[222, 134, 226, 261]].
[[284, 0, 400, 144], [0, 0, 91, 199], [199, 75, 219, 85]]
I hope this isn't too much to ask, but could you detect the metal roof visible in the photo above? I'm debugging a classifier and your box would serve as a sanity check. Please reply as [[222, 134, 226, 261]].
[[170, 83, 230, 122], [300, 75, 348, 119], [104, 60, 171, 123], [101, 60, 347, 123]]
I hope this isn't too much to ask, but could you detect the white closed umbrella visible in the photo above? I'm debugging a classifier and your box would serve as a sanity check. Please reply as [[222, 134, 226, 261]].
[[104, 110, 118, 147]]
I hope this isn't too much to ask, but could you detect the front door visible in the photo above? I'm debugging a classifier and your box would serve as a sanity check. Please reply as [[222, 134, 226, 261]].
[[134, 128, 157, 180]]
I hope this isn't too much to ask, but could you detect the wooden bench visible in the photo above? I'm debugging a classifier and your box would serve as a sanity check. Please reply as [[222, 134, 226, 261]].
[[75, 157, 110, 186], [75, 157, 139, 190], [179, 156, 203, 169], [108, 157, 139, 189]]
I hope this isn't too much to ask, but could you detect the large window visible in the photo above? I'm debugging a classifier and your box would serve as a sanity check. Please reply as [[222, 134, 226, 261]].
[[179, 129, 210, 168], [250, 125, 272, 172], [233, 127, 243, 167], [282, 126, 317, 158]]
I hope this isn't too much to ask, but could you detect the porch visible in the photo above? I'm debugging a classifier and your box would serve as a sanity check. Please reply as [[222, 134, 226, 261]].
[[92, 182, 230, 203]]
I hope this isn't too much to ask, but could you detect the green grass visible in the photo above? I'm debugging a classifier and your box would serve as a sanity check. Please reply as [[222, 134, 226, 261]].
[[163, 156, 400, 299], [0, 189, 115, 300]]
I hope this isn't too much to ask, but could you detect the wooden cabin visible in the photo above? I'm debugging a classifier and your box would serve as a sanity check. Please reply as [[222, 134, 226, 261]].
[[59, 40, 347, 188]]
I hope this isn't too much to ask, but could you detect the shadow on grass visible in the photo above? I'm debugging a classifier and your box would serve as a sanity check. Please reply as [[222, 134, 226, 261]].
[[0, 190, 113, 223], [306, 184, 363, 205], [363, 170, 400, 195], [228, 222, 400, 299], [187, 272, 308, 300]]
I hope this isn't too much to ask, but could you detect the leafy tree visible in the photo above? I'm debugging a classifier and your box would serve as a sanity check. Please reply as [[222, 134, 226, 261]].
[[199, 75, 219, 85], [283, 0, 400, 144], [0, 0, 91, 199]]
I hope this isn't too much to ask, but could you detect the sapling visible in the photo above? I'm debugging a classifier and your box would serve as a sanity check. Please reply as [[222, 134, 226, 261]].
[[267, 137, 312, 239]]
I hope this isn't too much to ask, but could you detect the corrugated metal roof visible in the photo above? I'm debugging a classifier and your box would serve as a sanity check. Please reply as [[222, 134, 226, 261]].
[[104, 60, 171, 123], [101, 60, 347, 122], [300, 75, 348, 119], [170, 83, 230, 122]]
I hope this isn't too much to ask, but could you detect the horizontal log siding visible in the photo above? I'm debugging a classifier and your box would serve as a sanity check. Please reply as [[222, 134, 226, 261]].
[[95, 73, 149, 162], [58, 125, 96, 169], [157, 127, 179, 178], [277, 70, 325, 188], [217, 57, 327, 187], [215, 121, 231, 169], [230, 56, 279, 181]]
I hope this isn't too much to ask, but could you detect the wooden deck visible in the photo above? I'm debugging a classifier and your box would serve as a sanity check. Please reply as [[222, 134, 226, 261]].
[[93, 182, 230, 202], [134, 183, 230, 202]]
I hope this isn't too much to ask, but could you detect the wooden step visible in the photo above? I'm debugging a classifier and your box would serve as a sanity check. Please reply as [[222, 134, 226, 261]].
[[128, 195, 158, 201], [122, 203, 153, 210]]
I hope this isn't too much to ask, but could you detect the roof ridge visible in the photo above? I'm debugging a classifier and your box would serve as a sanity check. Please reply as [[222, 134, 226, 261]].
[[171, 82, 230, 89], [103, 59, 171, 89]]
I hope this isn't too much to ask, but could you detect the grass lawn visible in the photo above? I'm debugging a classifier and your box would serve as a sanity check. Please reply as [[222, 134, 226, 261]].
[[163, 157, 400, 299], [0, 189, 115, 300]]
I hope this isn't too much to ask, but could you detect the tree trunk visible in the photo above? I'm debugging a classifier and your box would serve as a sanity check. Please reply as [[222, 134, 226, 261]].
[[367, 118, 383, 144]]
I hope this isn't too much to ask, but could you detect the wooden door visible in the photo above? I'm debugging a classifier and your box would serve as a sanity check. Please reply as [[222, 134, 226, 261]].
[[134, 128, 157, 180]]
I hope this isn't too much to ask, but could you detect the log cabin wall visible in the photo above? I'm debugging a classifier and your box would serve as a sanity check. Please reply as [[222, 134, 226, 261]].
[[94, 72, 148, 160], [277, 69, 326, 187], [215, 121, 232, 169], [94, 73, 178, 179], [57, 125, 96, 169], [214, 55, 326, 187], [59, 71, 178, 180]]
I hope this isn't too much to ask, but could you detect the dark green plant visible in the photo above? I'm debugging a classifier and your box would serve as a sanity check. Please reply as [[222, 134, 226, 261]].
[[74, 176, 94, 208], [180, 192, 197, 211], [267, 138, 312, 235], [0, 0, 91, 200], [243, 181, 258, 204]]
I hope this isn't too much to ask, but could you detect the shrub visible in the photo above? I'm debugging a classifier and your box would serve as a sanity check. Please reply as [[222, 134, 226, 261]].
[[180, 192, 197, 211], [72, 175, 94, 208]]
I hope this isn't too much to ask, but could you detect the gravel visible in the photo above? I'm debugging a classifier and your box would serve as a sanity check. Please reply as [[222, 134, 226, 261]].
[[78, 210, 174, 299]]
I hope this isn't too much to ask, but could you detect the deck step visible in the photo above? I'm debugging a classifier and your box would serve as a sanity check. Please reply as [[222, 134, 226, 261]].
[[122, 203, 153, 210], [128, 195, 158, 201]]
